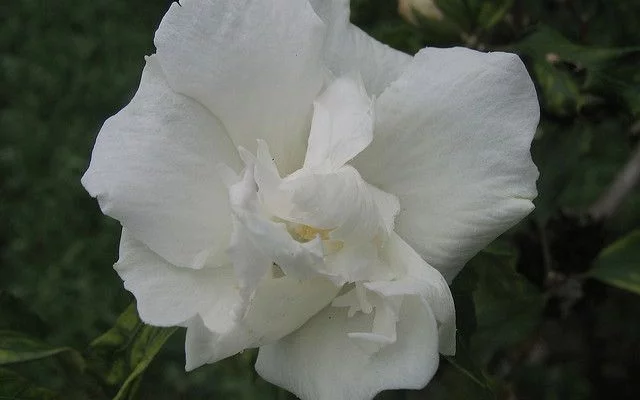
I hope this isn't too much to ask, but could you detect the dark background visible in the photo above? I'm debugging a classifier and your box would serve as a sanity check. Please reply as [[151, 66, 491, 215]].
[[2, 0, 639, 398]]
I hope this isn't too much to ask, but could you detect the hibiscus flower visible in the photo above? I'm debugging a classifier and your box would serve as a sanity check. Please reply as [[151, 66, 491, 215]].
[[82, 0, 539, 399]]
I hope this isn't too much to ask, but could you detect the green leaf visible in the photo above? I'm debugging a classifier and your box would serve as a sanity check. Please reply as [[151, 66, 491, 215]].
[[510, 26, 640, 116], [434, 0, 476, 32], [453, 241, 545, 365], [512, 26, 639, 71], [86, 304, 177, 400], [532, 60, 582, 116], [0, 291, 48, 335], [0, 331, 82, 367], [443, 342, 497, 399], [421, 348, 497, 399], [531, 121, 593, 223], [619, 67, 640, 117], [589, 230, 640, 295], [0, 367, 61, 400], [439, 240, 544, 398], [477, 0, 513, 30]]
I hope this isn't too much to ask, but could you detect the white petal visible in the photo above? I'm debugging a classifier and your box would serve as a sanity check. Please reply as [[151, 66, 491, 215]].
[[256, 297, 440, 400], [228, 164, 325, 291], [332, 284, 370, 317], [227, 214, 272, 301], [115, 229, 241, 333], [309, 0, 412, 96], [354, 47, 539, 282], [303, 75, 374, 172], [226, 163, 277, 298], [185, 274, 340, 370], [119, 223, 338, 373], [230, 209, 326, 284], [332, 286, 403, 354], [82, 56, 239, 269], [366, 233, 456, 355], [324, 241, 394, 284], [185, 315, 254, 371], [347, 295, 402, 354], [154, 0, 326, 174], [284, 166, 399, 243], [241, 275, 340, 342]]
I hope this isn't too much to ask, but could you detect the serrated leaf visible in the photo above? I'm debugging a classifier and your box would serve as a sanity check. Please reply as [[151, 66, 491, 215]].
[[589, 230, 640, 295], [0, 367, 61, 400], [86, 304, 177, 400], [0, 331, 82, 368]]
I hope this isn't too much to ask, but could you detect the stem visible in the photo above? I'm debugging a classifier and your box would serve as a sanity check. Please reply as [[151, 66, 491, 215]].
[[537, 222, 553, 282], [589, 141, 640, 220]]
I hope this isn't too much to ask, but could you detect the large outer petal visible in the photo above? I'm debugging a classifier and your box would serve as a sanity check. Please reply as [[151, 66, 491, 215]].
[[82, 57, 239, 269], [256, 297, 440, 400], [115, 229, 241, 332], [154, 0, 326, 174], [353, 47, 539, 282], [116, 229, 339, 371], [309, 0, 412, 96]]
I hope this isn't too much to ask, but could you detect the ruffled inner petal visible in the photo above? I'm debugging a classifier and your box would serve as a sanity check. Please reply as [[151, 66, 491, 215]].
[[229, 75, 400, 287], [303, 75, 374, 172], [283, 166, 398, 243], [256, 296, 440, 400], [227, 163, 326, 298], [369, 232, 457, 355], [328, 232, 456, 356]]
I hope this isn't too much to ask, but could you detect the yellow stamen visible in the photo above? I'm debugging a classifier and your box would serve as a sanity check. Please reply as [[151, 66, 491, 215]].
[[292, 224, 332, 242]]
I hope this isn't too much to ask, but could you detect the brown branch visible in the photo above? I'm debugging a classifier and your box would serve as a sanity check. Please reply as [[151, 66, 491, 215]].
[[589, 140, 640, 220]]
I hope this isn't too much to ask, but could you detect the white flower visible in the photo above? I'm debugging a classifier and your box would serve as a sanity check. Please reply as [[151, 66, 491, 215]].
[[81, 0, 539, 399]]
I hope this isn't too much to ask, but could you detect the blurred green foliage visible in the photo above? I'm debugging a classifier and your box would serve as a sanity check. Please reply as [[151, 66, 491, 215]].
[[2, 0, 640, 399], [87, 304, 177, 400], [590, 230, 640, 295]]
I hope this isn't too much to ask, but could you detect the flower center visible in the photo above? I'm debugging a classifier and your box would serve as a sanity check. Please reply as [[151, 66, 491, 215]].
[[285, 221, 346, 257], [288, 223, 331, 242]]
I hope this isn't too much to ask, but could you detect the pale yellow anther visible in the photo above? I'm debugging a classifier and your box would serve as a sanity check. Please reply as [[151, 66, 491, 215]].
[[323, 240, 344, 255], [292, 224, 331, 242]]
